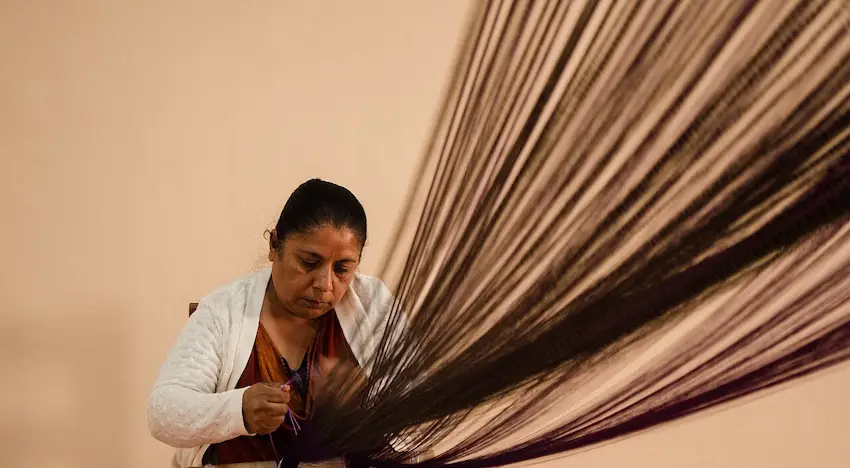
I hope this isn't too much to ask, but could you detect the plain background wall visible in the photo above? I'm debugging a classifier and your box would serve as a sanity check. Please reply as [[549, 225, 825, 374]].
[[1, 1, 848, 467]]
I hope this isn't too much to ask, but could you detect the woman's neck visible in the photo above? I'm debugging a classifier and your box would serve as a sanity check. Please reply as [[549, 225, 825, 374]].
[[261, 290, 322, 369], [264, 283, 320, 332]]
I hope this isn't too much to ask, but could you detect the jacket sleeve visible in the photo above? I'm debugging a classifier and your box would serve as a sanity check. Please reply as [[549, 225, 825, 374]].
[[147, 300, 252, 448]]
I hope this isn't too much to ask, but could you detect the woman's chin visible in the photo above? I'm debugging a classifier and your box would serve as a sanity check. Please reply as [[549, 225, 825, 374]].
[[293, 303, 332, 319]]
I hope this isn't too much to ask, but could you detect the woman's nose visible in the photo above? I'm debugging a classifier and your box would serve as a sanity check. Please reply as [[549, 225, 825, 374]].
[[313, 265, 333, 292]]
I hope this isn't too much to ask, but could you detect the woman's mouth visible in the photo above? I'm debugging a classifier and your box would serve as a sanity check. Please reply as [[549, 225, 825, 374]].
[[300, 299, 328, 310]]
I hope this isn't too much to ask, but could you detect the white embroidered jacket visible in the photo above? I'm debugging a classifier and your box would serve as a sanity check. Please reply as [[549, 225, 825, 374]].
[[147, 268, 396, 468]]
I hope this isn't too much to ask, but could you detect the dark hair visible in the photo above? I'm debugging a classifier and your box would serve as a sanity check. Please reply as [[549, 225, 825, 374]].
[[270, 179, 367, 250]]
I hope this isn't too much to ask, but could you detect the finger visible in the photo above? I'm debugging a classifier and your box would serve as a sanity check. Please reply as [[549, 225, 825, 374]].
[[261, 392, 287, 404], [257, 414, 286, 434], [259, 385, 291, 403], [254, 425, 273, 435], [268, 414, 286, 427], [257, 425, 280, 435], [257, 417, 285, 431], [259, 382, 289, 395], [261, 401, 290, 416]]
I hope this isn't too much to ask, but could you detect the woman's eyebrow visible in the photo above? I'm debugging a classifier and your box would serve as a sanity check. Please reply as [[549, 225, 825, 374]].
[[297, 248, 323, 259], [297, 248, 357, 264]]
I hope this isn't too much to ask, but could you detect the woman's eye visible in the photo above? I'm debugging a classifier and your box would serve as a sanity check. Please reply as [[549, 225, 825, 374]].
[[302, 260, 318, 268], [335, 266, 350, 275]]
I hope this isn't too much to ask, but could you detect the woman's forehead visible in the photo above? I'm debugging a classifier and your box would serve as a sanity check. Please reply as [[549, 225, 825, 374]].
[[288, 226, 361, 259]]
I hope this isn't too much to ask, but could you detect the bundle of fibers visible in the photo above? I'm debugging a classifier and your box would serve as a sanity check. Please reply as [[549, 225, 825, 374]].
[[299, 1, 850, 466]]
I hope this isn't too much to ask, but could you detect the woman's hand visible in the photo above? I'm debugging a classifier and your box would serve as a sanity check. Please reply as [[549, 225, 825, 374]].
[[313, 357, 367, 404], [242, 382, 291, 434]]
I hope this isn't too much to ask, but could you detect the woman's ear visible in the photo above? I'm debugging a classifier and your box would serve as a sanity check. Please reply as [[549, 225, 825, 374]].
[[268, 230, 279, 262]]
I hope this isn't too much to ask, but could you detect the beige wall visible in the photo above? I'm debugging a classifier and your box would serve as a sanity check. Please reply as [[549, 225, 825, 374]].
[[0, 1, 847, 467]]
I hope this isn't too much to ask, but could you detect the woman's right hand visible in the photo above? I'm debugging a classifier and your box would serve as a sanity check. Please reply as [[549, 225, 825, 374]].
[[242, 383, 291, 434]]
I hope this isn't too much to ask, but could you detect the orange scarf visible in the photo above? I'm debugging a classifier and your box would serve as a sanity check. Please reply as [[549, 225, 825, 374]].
[[254, 312, 356, 425]]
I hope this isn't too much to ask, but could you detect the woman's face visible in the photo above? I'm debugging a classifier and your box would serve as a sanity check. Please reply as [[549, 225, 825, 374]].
[[269, 224, 362, 320]]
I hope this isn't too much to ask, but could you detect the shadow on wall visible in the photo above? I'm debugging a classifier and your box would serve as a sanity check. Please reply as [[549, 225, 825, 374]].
[[0, 305, 133, 468]]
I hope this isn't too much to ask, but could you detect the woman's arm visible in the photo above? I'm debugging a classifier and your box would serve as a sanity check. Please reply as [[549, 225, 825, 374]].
[[147, 301, 251, 448]]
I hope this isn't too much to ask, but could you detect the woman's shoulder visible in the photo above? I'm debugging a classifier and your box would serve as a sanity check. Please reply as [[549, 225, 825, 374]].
[[350, 272, 394, 312], [198, 267, 271, 317]]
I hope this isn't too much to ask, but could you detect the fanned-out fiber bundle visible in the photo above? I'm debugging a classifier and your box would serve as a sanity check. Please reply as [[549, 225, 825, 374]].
[[302, 1, 850, 466]]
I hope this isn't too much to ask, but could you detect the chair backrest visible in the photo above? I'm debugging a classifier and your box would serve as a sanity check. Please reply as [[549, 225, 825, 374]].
[[189, 302, 198, 317]]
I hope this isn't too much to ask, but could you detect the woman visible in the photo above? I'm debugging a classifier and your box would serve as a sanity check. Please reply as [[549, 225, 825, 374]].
[[148, 179, 396, 468]]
